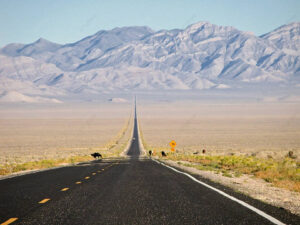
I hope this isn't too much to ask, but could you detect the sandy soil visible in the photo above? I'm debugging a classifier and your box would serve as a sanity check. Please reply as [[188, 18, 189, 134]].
[[0, 103, 132, 164], [139, 102, 300, 160], [139, 101, 300, 215]]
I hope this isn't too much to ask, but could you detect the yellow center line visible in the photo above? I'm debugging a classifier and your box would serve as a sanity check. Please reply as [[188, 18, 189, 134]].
[[0, 218, 18, 225], [61, 188, 69, 192], [76, 181, 82, 184], [85, 176, 90, 179], [39, 198, 50, 204], [92, 173, 96, 175]]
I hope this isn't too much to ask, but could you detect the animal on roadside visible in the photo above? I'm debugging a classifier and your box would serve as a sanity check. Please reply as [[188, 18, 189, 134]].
[[161, 151, 167, 157], [91, 152, 102, 159], [149, 150, 153, 157], [287, 151, 296, 159], [193, 151, 199, 155], [202, 149, 206, 154]]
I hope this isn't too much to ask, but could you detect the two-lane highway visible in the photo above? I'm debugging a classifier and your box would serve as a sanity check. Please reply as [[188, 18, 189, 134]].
[[0, 105, 299, 224]]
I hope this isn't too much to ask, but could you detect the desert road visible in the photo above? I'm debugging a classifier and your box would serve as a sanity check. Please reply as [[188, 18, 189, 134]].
[[0, 108, 299, 225]]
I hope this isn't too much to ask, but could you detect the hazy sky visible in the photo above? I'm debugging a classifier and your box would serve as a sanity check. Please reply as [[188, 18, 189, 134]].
[[0, 0, 299, 47]]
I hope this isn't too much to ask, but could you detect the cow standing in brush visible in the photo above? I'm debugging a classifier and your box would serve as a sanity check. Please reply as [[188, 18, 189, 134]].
[[91, 152, 102, 159]]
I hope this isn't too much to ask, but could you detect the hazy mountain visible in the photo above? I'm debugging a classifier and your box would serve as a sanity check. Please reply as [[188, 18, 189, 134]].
[[0, 91, 62, 103], [0, 38, 62, 57], [261, 22, 300, 52], [0, 22, 299, 99]]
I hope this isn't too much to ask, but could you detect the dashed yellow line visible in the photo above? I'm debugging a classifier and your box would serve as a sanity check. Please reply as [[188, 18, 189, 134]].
[[0, 218, 18, 225], [39, 198, 50, 204], [0, 164, 119, 225]]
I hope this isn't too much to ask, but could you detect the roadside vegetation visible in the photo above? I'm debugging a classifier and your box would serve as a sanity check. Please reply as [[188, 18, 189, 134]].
[[0, 114, 133, 176], [139, 123, 300, 193], [155, 152, 300, 192], [0, 156, 91, 175], [104, 112, 133, 157]]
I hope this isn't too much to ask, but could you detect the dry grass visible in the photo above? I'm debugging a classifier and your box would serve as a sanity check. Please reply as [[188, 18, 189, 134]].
[[157, 153, 300, 192], [0, 103, 133, 175], [0, 116, 133, 175], [139, 101, 300, 192], [0, 156, 92, 175], [0, 119, 125, 164], [139, 102, 300, 159]]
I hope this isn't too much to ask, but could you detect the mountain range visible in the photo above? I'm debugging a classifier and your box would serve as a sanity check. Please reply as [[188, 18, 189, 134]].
[[0, 21, 299, 102]]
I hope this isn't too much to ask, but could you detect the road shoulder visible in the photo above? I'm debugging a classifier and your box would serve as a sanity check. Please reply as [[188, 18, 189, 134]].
[[158, 159, 300, 216]]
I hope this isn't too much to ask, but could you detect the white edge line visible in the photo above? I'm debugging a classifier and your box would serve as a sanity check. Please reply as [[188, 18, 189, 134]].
[[152, 159, 286, 225]]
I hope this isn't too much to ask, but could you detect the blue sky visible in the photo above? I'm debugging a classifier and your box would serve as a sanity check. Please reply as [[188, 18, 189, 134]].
[[0, 0, 299, 47]]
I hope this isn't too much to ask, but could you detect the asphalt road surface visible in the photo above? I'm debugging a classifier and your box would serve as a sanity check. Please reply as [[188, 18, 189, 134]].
[[0, 107, 299, 225]]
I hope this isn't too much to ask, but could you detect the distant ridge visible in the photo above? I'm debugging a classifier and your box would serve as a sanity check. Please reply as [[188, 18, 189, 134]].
[[0, 91, 62, 103], [0, 21, 299, 98]]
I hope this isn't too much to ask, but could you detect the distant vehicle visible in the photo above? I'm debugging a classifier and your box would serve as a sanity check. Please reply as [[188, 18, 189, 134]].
[[132, 137, 136, 140], [91, 152, 102, 159]]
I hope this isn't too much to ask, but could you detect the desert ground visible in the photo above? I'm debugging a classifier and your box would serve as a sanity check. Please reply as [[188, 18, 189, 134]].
[[1, 100, 299, 163], [0, 98, 299, 213], [138, 100, 300, 209], [138, 101, 300, 159], [0, 103, 132, 166]]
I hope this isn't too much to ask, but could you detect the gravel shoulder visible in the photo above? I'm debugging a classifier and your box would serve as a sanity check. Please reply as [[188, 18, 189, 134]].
[[160, 159, 300, 216]]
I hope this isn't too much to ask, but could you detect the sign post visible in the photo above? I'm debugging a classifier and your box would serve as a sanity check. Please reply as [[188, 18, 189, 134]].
[[169, 140, 176, 152]]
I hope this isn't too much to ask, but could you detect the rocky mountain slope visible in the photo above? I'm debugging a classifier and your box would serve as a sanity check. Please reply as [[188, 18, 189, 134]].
[[0, 21, 299, 100]]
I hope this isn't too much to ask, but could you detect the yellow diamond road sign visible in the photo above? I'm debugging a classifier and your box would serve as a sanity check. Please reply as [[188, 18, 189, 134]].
[[169, 140, 176, 148]]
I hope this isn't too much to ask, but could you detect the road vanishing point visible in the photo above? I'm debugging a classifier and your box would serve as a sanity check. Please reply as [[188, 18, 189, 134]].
[[0, 102, 299, 225]]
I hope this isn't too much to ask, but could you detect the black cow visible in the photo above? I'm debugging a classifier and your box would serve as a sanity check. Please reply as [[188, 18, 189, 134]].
[[149, 150, 153, 157], [161, 151, 167, 157], [91, 152, 102, 159]]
